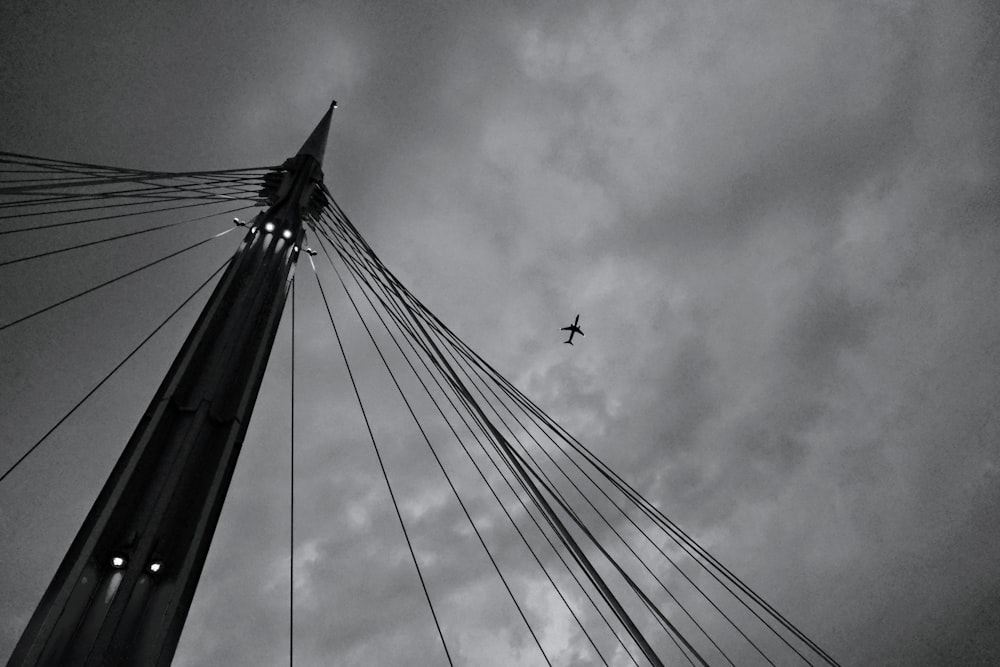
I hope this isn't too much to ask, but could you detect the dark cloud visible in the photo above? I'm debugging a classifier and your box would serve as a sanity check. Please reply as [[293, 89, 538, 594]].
[[2, 0, 1000, 664]]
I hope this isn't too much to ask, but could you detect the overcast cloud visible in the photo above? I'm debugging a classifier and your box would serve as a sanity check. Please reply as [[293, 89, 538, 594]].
[[1, 0, 998, 664]]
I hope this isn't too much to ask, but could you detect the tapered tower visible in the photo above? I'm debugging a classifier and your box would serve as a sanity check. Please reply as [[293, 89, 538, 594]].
[[9, 102, 336, 666]]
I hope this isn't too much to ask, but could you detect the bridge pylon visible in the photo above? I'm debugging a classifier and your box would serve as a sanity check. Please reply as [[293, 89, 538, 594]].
[[8, 102, 335, 667]]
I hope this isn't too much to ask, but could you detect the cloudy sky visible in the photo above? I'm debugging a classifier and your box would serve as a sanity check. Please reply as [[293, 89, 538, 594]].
[[1, 0, 999, 664]]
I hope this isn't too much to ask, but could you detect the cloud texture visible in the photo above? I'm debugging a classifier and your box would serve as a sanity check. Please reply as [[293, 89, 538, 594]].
[[1, 0, 998, 664]]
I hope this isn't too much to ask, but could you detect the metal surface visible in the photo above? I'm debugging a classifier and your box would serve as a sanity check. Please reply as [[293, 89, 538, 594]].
[[9, 103, 334, 667]]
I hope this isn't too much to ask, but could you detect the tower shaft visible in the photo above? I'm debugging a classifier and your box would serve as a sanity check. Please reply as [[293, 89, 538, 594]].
[[9, 105, 334, 667]]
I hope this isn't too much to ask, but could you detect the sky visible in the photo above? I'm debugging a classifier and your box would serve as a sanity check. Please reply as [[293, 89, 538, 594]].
[[1, 0, 999, 664]]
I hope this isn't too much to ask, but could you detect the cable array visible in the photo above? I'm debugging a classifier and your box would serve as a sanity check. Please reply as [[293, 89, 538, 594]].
[[0, 150, 842, 665], [297, 184, 842, 666], [0, 152, 252, 479], [0, 255, 233, 485]]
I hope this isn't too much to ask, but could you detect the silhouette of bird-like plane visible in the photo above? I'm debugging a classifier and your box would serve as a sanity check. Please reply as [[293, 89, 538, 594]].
[[561, 314, 584, 345]]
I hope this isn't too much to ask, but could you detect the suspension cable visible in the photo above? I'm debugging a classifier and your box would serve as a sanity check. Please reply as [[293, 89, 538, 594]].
[[312, 237, 554, 667], [0, 175, 264, 209], [416, 312, 739, 665], [315, 196, 841, 665], [314, 219, 658, 664], [0, 198, 244, 237], [0, 226, 237, 333], [423, 315, 732, 664], [316, 215, 676, 663], [307, 254, 455, 666], [0, 149, 273, 176], [315, 214, 671, 661], [311, 227, 624, 666], [435, 292, 831, 665], [290, 276, 296, 667], [0, 164, 272, 195], [362, 249, 797, 663], [463, 354, 770, 664], [0, 192, 250, 221], [0, 255, 233, 486], [0, 204, 256, 268]]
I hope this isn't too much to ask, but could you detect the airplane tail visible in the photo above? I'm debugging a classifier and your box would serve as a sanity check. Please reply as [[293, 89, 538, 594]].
[[564, 340, 573, 345]]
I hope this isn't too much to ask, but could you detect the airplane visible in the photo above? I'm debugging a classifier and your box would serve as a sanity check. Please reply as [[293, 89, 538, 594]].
[[561, 314, 584, 345]]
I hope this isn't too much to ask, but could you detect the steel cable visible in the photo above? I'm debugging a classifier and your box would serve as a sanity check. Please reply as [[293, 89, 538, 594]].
[[307, 255, 455, 666], [312, 225, 626, 666], [0, 255, 233, 486], [311, 234, 554, 667], [0, 226, 237, 332]]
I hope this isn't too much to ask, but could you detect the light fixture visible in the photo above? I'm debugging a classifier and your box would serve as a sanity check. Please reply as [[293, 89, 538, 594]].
[[148, 561, 163, 574], [282, 229, 292, 240], [264, 222, 275, 233], [111, 556, 126, 569], [293, 246, 300, 253]]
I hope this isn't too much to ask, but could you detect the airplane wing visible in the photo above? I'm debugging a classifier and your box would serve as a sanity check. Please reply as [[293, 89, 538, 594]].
[[561, 326, 573, 331], [577, 329, 584, 336]]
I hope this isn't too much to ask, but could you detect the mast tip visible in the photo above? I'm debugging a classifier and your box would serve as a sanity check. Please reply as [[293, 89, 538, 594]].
[[295, 102, 337, 163]]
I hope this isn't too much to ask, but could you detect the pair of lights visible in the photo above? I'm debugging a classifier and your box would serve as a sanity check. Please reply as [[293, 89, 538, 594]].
[[110, 555, 163, 574], [262, 222, 294, 240]]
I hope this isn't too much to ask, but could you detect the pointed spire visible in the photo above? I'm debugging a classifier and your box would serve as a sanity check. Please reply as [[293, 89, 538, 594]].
[[295, 100, 337, 164]]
